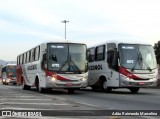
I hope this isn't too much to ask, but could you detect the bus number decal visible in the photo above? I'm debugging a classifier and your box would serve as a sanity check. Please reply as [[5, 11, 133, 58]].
[[27, 65, 37, 70], [52, 64, 60, 67], [127, 60, 134, 63], [89, 64, 103, 70]]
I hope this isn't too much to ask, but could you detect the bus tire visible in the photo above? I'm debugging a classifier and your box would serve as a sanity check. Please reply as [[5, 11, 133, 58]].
[[101, 79, 112, 93], [22, 80, 31, 90], [46, 88, 52, 92], [39, 87, 46, 93], [36, 79, 45, 93], [68, 89, 75, 94], [129, 87, 139, 93], [91, 86, 97, 91]]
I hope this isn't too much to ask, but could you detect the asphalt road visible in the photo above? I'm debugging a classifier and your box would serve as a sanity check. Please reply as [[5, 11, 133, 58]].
[[0, 83, 159, 119]]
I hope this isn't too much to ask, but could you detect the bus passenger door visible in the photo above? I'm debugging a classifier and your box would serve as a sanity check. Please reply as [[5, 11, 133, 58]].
[[107, 43, 119, 87]]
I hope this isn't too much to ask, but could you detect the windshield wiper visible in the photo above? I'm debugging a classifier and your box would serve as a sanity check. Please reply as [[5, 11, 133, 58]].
[[69, 60, 81, 73], [68, 55, 81, 73], [141, 57, 152, 72], [132, 52, 152, 72], [58, 60, 68, 73], [138, 51, 152, 71], [131, 54, 140, 72], [58, 55, 81, 73]]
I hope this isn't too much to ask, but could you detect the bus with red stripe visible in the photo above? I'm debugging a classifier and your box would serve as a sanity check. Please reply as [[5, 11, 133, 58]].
[[1, 64, 17, 85], [16, 41, 88, 93], [88, 41, 158, 93]]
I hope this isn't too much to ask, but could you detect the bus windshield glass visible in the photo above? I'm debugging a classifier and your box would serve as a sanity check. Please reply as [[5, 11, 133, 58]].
[[7, 66, 16, 77], [47, 43, 87, 73], [119, 44, 157, 70]]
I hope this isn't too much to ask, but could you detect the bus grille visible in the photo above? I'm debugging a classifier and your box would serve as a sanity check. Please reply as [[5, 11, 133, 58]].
[[56, 84, 81, 87], [129, 82, 153, 86], [61, 80, 79, 82], [133, 78, 150, 81]]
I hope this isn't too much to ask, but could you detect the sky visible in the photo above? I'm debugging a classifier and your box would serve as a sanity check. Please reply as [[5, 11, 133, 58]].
[[0, 0, 160, 61]]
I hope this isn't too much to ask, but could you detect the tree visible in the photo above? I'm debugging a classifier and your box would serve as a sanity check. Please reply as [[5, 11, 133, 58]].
[[154, 41, 160, 64]]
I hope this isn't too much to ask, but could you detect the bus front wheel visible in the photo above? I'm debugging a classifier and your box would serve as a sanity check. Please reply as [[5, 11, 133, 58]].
[[68, 89, 75, 94], [129, 87, 139, 93], [101, 79, 112, 93], [22, 80, 31, 90], [36, 79, 45, 93]]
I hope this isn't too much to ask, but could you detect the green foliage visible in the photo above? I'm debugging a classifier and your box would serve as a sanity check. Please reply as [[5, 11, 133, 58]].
[[154, 41, 160, 64]]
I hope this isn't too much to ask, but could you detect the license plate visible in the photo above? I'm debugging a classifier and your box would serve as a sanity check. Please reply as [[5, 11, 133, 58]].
[[139, 82, 145, 85], [66, 83, 73, 87]]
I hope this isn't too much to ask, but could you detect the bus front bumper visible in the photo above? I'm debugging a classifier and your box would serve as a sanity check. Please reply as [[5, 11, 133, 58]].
[[120, 75, 157, 87], [46, 77, 88, 89]]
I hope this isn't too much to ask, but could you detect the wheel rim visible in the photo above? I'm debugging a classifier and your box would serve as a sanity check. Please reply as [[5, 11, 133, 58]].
[[103, 80, 108, 90]]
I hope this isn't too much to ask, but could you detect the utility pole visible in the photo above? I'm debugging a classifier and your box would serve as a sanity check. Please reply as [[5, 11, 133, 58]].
[[61, 20, 69, 39]]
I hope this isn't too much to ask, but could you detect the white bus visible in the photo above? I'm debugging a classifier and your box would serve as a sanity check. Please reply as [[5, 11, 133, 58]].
[[16, 41, 88, 93], [1, 64, 17, 85], [88, 41, 158, 93]]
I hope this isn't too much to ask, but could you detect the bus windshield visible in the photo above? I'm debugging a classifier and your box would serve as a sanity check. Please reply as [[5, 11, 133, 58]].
[[47, 43, 87, 73], [119, 44, 157, 70], [7, 66, 16, 77]]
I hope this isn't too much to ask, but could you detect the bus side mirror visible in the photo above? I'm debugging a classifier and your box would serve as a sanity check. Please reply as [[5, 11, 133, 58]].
[[157, 53, 160, 64], [87, 49, 91, 61], [107, 51, 112, 64], [112, 51, 119, 70], [107, 50, 119, 71], [41, 53, 47, 70], [43, 53, 47, 61], [107, 58, 111, 64], [113, 51, 119, 62]]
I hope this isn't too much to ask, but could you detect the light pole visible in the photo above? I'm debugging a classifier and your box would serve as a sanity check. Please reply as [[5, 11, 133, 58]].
[[61, 20, 69, 39]]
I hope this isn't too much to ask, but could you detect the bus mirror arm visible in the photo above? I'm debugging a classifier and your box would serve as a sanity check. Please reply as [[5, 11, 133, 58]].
[[107, 58, 111, 64]]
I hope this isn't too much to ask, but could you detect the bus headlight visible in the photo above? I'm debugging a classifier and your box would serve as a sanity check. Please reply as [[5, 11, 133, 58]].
[[6, 78, 10, 82], [47, 76, 57, 82], [152, 77, 157, 81], [80, 76, 87, 81], [120, 74, 131, 80], [52, 77, 57, 81]]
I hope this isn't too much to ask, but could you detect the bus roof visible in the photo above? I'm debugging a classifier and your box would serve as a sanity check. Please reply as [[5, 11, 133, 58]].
[[40, 39, 86, 45], [4, 64, 16, 66], [88, 39, 152, 48], [17, 39, 86, 56], [1, 64, 16, 69]]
